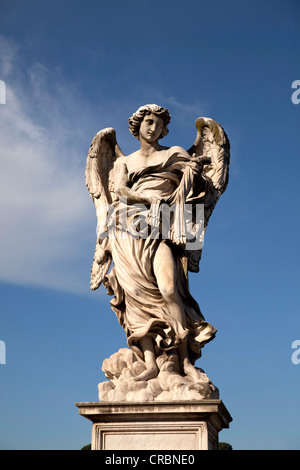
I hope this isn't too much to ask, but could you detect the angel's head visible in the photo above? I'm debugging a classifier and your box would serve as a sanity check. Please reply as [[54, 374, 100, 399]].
[[128, 104, 171, 141]]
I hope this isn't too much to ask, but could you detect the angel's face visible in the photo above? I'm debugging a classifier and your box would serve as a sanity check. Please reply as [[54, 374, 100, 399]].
[[139, 113, 164, 143]]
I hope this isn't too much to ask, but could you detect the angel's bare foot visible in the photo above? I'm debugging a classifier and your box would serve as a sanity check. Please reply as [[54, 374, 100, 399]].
[[133, 364, 158, 382], [182, 358, 203, 383]]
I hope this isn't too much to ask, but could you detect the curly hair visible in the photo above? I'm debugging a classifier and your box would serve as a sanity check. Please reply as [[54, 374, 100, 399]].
[[128, 104, 171, 139]]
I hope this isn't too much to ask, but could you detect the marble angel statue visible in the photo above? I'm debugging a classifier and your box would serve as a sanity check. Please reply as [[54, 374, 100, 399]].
[[85, 104, 230, 401]]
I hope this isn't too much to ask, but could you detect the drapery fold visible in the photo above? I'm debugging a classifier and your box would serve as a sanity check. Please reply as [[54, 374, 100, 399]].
[[103, 150, 216, 364]]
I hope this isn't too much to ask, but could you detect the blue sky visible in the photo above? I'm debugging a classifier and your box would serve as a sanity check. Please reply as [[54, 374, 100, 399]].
[[0, 0, 299, 450]]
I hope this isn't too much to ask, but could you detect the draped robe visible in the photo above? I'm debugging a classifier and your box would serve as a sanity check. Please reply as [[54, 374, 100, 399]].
[[104, 148, 216, 364]]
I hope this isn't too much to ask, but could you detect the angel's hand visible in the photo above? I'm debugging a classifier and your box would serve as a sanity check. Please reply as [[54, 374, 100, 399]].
[[191, 153, 212, 166], [188, 154, 211, 177], [187, 160, 203, 177]]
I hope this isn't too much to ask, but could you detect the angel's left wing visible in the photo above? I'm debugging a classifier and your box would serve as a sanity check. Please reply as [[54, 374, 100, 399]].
[[186, 117, 230, 272], [85, 127, 125, 290]]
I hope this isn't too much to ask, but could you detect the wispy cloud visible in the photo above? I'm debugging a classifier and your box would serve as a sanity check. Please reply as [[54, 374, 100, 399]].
[[0, 35, 237, 295], [0, 35, 18, 76], [161, 95, 207, 117], [0, 36, 99, 294]]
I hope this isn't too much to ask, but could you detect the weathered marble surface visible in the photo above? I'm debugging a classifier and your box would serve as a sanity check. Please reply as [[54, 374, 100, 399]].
[[85, 104, 230, 400], [76, 400, 232, 450], [98, 347, 219, 402]]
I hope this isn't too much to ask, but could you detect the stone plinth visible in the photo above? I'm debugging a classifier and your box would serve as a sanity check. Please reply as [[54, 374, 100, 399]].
[[75, 400, 232, 450]]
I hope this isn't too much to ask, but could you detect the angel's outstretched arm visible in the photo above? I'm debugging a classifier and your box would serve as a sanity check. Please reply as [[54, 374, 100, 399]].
[[114, 158, 155, 205]]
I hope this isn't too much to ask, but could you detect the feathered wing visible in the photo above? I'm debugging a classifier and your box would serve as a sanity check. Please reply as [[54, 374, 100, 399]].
[[85, 127, 125, 290], [186, 117, 230, 272]]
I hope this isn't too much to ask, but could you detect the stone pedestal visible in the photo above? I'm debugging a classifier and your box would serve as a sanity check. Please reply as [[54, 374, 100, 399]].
[[75, 400, 232, 450]]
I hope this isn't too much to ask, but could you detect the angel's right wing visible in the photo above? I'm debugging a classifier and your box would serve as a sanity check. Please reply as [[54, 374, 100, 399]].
[[85, 127, 124, 290], [186, 117, 230, 272], [188, 117, 230, 225]]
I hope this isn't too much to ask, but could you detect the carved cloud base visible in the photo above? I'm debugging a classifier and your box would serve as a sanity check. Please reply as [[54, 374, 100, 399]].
[[98, 347, 219, 402], [75, 400, 232, 450]]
